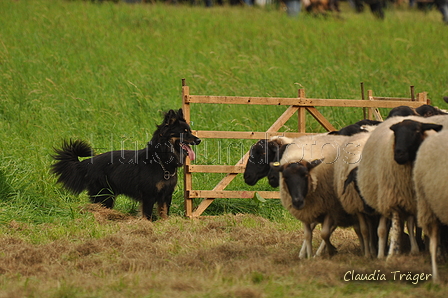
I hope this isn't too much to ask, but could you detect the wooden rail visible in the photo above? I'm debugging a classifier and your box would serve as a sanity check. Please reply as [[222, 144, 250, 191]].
[[181, 80, 428, 218]]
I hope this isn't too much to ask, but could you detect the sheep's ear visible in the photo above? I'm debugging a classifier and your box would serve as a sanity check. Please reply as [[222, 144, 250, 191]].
[[307, 158, 324, 171], [308, 169, 319, 193], [268, 141, 280, 154], [389, 123, 399, 132], [278, 144, 289, 156], [422, 123, 443, 133], [269, 162, 283, 173]]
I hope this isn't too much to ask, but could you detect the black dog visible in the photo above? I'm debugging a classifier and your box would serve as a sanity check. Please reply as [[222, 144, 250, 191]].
[[51, 109, 200, 220]]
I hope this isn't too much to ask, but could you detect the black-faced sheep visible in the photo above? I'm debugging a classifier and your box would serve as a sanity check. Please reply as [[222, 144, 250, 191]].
[[413, 129, 448, 283], [357, 116, 444, 259], [415, 104, 448, 117], [386, 106, 418, 119], [328, 119, 381, 136], [329, 124, 368, 136], [271, 134, 356, 258], [244, 136, 293, 187], [355, 119, 383, 126]]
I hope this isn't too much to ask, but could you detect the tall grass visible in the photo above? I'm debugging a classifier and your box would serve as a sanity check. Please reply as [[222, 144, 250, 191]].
[[0, 0, 447, 225]]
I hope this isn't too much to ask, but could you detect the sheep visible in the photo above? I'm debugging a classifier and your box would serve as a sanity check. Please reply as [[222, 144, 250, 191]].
[[334, 130, 378, 257], [355, 119, 383, 126], [244, 136, 293, 188], [329, 119, 381, 136], [271, 134, 357, 258], [328, 124, 368, 136], [413, 129, 448, 283], [357, 115, 444, 259], [246, 120, 379, 187], [415, 104, 448, 117], [245, 135, 330, 256], [386, 106, 418, 119]]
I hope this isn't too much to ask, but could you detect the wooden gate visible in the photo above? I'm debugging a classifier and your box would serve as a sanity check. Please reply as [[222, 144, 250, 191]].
[[181, 79, 428, 218]]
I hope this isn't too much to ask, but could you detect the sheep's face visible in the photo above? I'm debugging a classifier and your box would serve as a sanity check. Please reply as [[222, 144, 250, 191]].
[[244, 140, 272, 186], [390, 120, 443, 165], [244, 139, 282, 187], [271, 159, 322, 210]]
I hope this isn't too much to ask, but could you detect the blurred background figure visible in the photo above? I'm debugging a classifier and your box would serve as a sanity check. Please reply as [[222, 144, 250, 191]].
[[284, 0, 302, 16], [435, 0, 448, 23], [351, 0, 385, 19], [415, 0, 448, 24]]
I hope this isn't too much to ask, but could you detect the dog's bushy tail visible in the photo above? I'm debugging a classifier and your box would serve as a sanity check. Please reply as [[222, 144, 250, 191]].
[[51, 140, 93, 194]]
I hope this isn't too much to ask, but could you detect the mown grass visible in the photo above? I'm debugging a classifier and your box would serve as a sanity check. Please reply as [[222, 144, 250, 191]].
[[0, 0, 448, 295], [0, 211, 447, 297]]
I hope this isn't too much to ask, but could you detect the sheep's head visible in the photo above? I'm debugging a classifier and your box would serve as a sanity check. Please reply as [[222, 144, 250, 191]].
[[386, 106, 417, 119], [244, 139, 276, 186], [270, 159, 323, 210], [389, 120, 443, 165], [415, 104, 448, 117], [244, 138, 289, 187]]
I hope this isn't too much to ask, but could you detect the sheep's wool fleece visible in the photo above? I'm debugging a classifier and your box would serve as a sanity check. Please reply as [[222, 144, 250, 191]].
[[334, 132, 372, 215], [414, 129, 448, 230], [279, 134, 351, 226]]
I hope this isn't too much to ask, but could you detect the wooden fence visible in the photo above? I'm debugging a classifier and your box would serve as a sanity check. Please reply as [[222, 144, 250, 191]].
[[181, 79, 428, 218]]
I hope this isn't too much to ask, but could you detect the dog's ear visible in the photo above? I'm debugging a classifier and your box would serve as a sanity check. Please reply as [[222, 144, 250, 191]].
[[177, 109, 185, 121], [163, 110, 178, 126]]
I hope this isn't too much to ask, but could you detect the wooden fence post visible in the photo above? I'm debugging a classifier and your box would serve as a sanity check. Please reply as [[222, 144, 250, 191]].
[[361, 82, 366, 120], [298, 89, 306, 133], [182, 79, 194, 218]]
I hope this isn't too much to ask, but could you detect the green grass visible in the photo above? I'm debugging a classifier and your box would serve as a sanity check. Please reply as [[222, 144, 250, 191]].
[[1, 0, 448, 225]]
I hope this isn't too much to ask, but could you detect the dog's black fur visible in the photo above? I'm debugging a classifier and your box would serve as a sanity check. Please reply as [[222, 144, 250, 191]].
[[51, 109, 200, 220]]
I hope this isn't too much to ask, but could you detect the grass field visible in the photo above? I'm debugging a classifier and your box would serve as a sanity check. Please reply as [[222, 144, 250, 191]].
[[1, 0, 448, 296]]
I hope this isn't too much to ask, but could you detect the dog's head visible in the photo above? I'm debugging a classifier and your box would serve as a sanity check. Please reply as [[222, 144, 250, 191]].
[[155, 109, 201, 161]]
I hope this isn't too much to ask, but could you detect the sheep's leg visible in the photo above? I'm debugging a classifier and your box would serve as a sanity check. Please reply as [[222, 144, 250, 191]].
[[406, 215, 420, 255], [387, 211, 402, 259], [320, 215, 337, 257], [367, 215, 378, 257], [299, 222, 317, 258], [357, 213, 371, 258], [315, 240, 326, 256], [428, 223, 440, 283], [377, 215, 388, 259], [416, 227, 424, 252], [315, 225, 336, 257], [353, 222, 364, 255], [300, 222, 313, 259]]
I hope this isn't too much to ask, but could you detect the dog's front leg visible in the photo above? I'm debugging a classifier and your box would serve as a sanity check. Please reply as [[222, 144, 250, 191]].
[[141, 199, 156, 221], [157, 193, 173, 220], [157, 203, 168, 220]]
